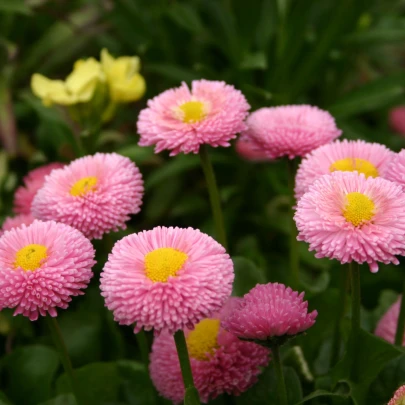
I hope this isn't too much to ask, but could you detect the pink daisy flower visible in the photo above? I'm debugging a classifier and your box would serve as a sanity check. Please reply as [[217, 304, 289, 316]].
[[295, 171, 405, 273], [295, 139, 394, 199], [31, 153, 144, 240], [240, 105, 341, 160], [375, 297, 404, 345], [137, 79, 250, 156], [150, 312, 270, 404], [389, 106, 405, 136], [100, 226, 234, 334], [385, 150, 405, 191], [235, 136, 269, 162], [13, 162, 64, 215], [0, 220, 95, 321], [389, 385, 405, 405], [1, 214, 35, 236], [221, 283, 317, 344]]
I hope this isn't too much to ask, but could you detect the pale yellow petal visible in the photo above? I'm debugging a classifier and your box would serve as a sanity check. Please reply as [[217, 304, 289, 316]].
[[110, 73, 146, 102]]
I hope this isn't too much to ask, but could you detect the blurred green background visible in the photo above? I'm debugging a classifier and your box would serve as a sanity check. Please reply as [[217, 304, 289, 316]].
[[1, 0, 405, 404]]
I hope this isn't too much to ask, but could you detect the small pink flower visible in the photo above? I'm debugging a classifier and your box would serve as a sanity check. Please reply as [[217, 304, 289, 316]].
[[150, 309, 270, 403], [32, 153, 144, 240], [0, 220, 95, 321], [295, 140, 393, 200], [389, 106, 405, 136], [375, 297, 404, 345], [295, 171, 405, 273], [100, 226, 234, 334], [1, 214, 35, 236], [388, 385, 405, 405], [13, 163, 64, 215], [240, 105, 341, 160], [137, 80, 250, 155], [235, 136, 269, 162], [385, 150, 405, 191], [221, 283, 317, 343]]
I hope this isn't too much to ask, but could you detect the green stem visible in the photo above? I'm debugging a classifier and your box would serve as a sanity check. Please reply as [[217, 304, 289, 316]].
[[136, 330, 158, 405], [330, 264, 350, 366], [395, 280, 405, 346], [173, 330, 200, 405], [271, 345, 288, 405], [199, 145, 228, 250], [349, 261, 361, 380], [287, 158, 299, 289], [276, 0, 288, 61], [46, 317, 84, 405]]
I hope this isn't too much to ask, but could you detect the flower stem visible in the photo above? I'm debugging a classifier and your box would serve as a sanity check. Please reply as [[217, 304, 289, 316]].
[[287, 158, 299, 289], [199, 145, 228, 250], [330, 263, 350, 366], [46, 317, 84, 405], [349, 261, 361, 380], [395, 280, 405, 346], [271, 344, 288, 405], [173, 330, 200, 405]]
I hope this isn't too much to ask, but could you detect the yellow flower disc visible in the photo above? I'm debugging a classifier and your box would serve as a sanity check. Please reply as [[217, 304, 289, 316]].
[[343, 192, 375, 227], [179, 101, 206, 123], [70, 176, 98, 197], [15, 244, 48, 271], [144, 247, 188, 283], [186, 319, 220, 361], [330, 158, 379, 178]]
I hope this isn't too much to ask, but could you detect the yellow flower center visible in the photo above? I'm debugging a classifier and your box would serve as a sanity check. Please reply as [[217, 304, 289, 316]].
[[395, 397, 405, 405], [144, 247, 188, 283], [178, 101, 206, 123], [186, 319, 220, 361], [343, 192, 375, 227], [15, 244, 48, 271], [70, 176, 98, 197], [329, 158, 379, 178]]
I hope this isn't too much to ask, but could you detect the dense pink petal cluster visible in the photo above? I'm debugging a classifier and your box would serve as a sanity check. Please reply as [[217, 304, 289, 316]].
[[1, 214, 35, 236], [389, 106, 405, 136], [295, 140, 393, 199], [388, 385, 405, 405], [385, 150, 405, 190], [137, 80, 250, 155], [295, 171, 405, 272], [13, 162, 64, 214], [100, 226, 234, 333], [221, 283, 317, 340], [150, 317, 269, 403], [0, 220, 95, 320], [235, 136, 269, 162], [375, 297, 404, 345], [240, 105, 341, 160], [31, 153, 144, 239]]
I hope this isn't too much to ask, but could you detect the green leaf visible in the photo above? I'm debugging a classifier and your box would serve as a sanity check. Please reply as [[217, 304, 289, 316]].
[[240, 52, 267, 70], [232, 256, 266, 296], [38, 394, 76, 405], [294, 389, 348, 404], [345, 28, 405, 45], [116, 144, 160, 165], [56, 362, 120, 405], [2, 345, 59, 405], [166, 3, 204, 34], [0, 391, 12, 405], [0, 0, 31, 15], [328, 73, 405, 118], [331, 329, 403, 404], [145, 63, 200, 83]]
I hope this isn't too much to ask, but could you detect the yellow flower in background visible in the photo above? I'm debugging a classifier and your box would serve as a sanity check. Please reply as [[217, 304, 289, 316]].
[[31, 58, 105, 106], [101, 48, 146, 103]]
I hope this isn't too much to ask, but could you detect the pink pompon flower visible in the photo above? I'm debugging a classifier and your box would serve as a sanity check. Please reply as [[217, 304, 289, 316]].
[[235, 136, 269, 162], [375, 297, 404, 345], [150, 311, 270, 403], [13, 162, 64, 215], [295, 171, 405, 273], [221, 283, 317, 343], [1, 214, 35, 236], [295, 139, 394, 200], [100, 226, 234, 334], [385, 150, 405, 191], [240, 105, 341, 160], [0, 220, 95, 321], [137, 79, 250, 156], [389, 385, 405, 405], [389, 106, 405, 136], [31, 153, 144, 240]]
